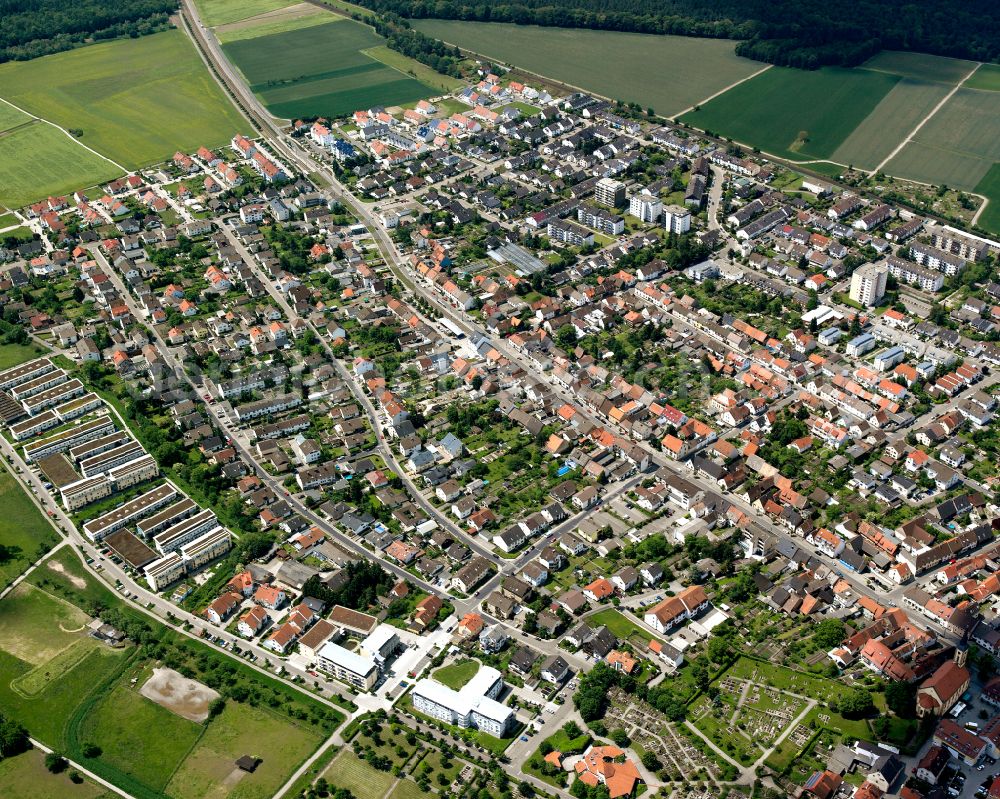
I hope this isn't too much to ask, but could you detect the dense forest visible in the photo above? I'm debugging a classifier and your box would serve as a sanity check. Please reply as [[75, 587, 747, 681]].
[[0, 0, 176, 62], [349, 0, 1000, 68]]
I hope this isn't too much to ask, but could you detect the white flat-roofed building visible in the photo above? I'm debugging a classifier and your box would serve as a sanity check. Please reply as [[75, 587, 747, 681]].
[[79, 440, 145, 477], [664, 205, 691, 235], [61, 474, 112, 511], [411, 666, 513, 737], [316, 641, 379, 690], [108, 454, 158, 490], [9, 409, 59, 440], [83, 482, 178, 541], [849, 262, 888, 307], [360, 624, 402, 665], [629, 192, 662, 223], [154, 508, 218, 554], [0, 357, 54, 391], [180, 526, 232, 570], [145, 552, 186, 592], [22, 415, 116, 462]]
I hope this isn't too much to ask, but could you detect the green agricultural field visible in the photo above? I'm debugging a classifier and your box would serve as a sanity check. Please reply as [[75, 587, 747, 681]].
[[831, 78, 952, 169], [0, 30, 246, 170], [861, 50, 978, 84], [433, 658, 479, 689], [0, 748, 110, 799], [0, 101, 30, 132], [322, 751, 397, 799], [223, 20, 434, 119], [166, 701, 324, 799], [0, 468, 61, 590], [682, 66, 899, 161], [975, 163, 1000, 234], [413, 20, 761, 117], [885, 88, 1000, 190], [966, 64, 1000, 92], [363, 45, 465, 94], [0, 123, 121, 210], [195, 0, 297, 27], [78, 677, 204, 792], [216, 8, 336, 43]]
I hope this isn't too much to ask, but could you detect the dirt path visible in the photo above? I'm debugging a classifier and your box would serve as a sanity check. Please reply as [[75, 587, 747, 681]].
[[0, 96, 126, 172], [872, 61, 982, 173]]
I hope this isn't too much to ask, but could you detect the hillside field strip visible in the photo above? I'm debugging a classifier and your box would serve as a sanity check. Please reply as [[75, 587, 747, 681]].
[[222, 19, 437, 119], [194, 0, 299, 27], [0, 30, 246, 172], [413, 20, 762, 117], [215, 3, 335, 43]]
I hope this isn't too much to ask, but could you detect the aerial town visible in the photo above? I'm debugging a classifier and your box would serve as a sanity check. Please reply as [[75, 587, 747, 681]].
[[4, 3, 1000, 799]]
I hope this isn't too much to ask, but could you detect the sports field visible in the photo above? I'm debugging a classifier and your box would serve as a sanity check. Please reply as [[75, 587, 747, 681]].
[[0, 30, 246, 170], [0, 467, 61, 590], [413, 20, 761, 117], [681, 66, 899, 161], [0, 123, 121, 210], [223, 19, 436, 119]]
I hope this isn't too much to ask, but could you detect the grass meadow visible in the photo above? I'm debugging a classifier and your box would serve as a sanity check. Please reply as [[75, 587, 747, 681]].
[[194, 0, 298, 27], [0, 748, 112, 799], [413, 20, 761, 116], [0, 30, 246, 171], [223, 19, 434, 119], [0, 124, 120, 209], [0, 465, 61, 590]]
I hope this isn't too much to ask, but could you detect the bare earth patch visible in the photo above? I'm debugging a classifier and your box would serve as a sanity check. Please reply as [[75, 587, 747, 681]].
[[140, 667, 220, 722], [48, 558, 87, 589]]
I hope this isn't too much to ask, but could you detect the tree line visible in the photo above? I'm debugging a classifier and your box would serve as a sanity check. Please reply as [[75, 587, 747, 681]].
[[349, 0, 1000, 68], [0, 0, 176, 63]]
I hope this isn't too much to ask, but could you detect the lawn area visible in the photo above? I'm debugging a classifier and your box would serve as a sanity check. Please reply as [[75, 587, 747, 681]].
[[0, 211, 22, 227], [413, 20, 760, 116], [681, 66, 899, 161], [0, 468, 61, 590], [78, 674, 204, 793], [0, 30, 246, 170], [885, 87, 1000, 190], [433, 658, 479, 690], [0, 122, 121, 210], [166, 701, 324, 799], [587, 608, 661, 646], [387, 780, 425, 799], [975, 163, 1000, 235], [27, 545, 119, 613], [223, 19, 436, 119], [195, 0, 297, 27], [966, 63, 1000, 92], [215, 7, 335, 43], [0, 748, 111, 799], [322, 750, 397, 799]]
